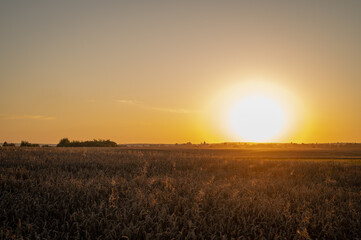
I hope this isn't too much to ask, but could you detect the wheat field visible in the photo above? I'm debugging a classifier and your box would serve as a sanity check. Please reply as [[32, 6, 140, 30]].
[[0, 147, 360, 239]]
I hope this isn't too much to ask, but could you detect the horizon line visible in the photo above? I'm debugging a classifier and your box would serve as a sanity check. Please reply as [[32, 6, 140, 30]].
[[1, 141, 361, 145]]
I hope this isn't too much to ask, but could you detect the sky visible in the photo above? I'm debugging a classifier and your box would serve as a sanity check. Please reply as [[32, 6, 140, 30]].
[[1, 0, 361, 144]]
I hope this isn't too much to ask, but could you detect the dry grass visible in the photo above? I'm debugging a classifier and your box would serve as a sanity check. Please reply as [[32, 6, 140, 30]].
[[0, 147, 360, 239]]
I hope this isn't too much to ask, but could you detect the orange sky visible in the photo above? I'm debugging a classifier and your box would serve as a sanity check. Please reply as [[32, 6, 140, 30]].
[[1, 1, 361, 144]]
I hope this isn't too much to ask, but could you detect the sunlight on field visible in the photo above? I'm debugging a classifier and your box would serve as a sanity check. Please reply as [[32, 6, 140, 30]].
[[1, 147, 360, 239]]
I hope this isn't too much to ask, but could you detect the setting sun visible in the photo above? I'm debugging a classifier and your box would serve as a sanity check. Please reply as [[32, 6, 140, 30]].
[[205, 79, 300, 143], [228, 95, 286, 142]]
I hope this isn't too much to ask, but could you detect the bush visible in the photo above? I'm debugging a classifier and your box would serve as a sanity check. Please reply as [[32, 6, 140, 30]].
[[57, 138, 70, 147], [20, 141, 40, 147], [2, 141, 16, 147]]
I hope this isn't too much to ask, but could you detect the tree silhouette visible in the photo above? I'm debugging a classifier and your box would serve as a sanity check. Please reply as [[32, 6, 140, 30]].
[[57, 138, 70, 147], [57, 138, 117, 147], [2, 141, 15, 147], [20, 141, 40, 147]]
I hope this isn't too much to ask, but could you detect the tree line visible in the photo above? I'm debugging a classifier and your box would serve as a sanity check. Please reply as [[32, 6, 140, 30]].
[[1, 141, 40, 147], [2, 138, 117, 147], [57, 138, 117, 147]]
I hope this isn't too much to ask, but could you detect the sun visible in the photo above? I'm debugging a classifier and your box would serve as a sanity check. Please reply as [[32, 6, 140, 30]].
[[228, 95, 286, 142], [204, 79, 301, 143]]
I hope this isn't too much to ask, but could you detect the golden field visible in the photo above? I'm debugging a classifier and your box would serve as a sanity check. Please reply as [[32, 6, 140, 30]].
[[1, 146, 360, 239]]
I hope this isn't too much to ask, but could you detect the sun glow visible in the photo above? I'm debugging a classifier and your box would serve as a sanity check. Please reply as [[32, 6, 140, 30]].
[[228, 95, 286, 142], [205, 78, 303, 143]]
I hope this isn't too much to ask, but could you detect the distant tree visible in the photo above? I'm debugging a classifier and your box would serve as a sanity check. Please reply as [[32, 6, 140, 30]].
[[3, 141, 16, 147], [20, 141, 31, 147], [20, 141, 40, 147], [57, 138, 70, 147]]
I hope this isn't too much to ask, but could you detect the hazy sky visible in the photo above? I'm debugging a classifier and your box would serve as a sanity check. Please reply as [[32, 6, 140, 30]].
[[1, 0, 361, 143]]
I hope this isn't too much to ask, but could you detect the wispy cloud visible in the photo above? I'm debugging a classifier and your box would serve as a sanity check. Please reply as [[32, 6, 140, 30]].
[[149, 107, 196, 114], [0, 115, 55, 120], [116, 99, 137, 104], [115, 99, 197, 114]]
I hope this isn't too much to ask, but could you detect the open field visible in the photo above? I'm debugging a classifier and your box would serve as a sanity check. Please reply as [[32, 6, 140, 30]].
[[1, 147, 360, 239]]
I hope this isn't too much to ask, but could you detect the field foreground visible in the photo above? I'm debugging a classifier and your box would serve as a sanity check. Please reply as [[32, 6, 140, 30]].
[[1, 147, 360, 239]]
